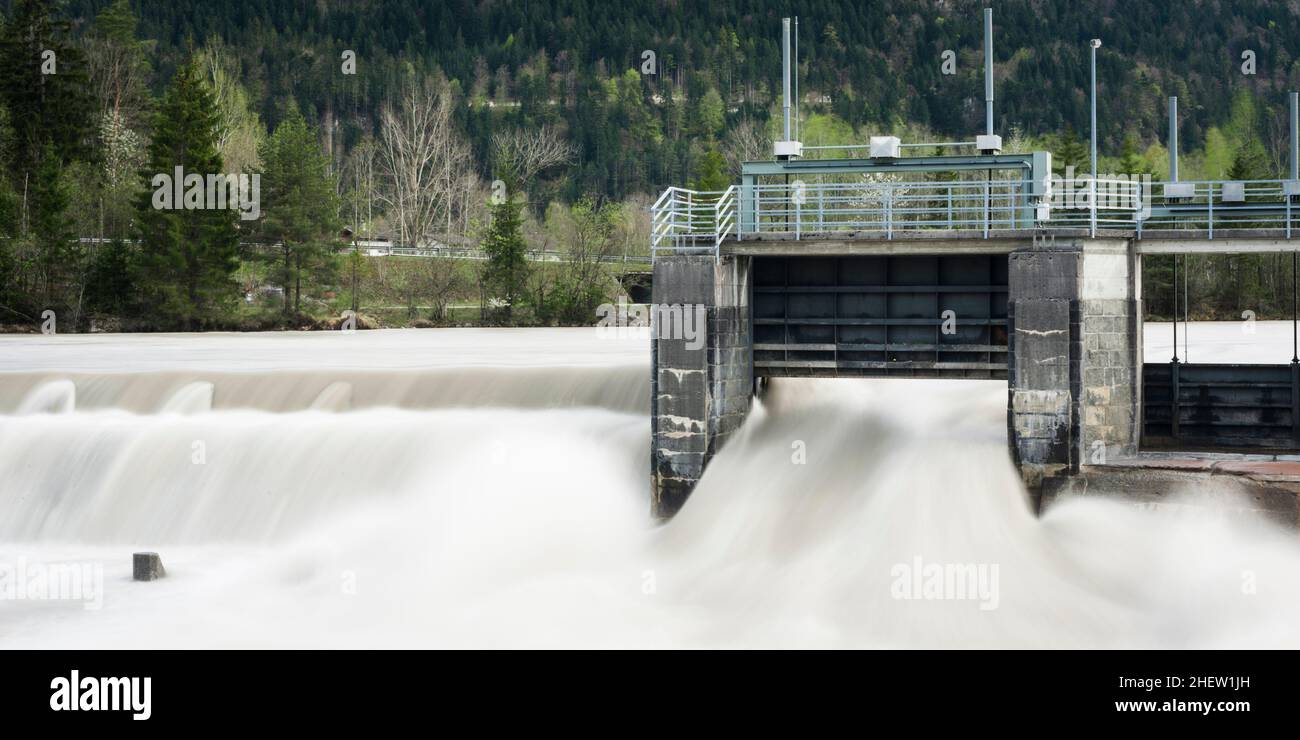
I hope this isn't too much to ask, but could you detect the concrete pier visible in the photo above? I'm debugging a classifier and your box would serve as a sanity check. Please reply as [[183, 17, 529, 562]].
[[650, 255, 754, 518], [1007, 238, 1141, 506]]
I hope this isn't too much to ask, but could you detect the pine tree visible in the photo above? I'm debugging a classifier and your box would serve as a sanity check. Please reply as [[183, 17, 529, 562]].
[[28, 142, 75, 311], [1118, 132, 1150, 177], [691, 146, 730, 192], [1050, 127, 1089, 177], [481, 197, 529, 321], [0, 0, 95, 175], [259, 104, 341, 317], [133, 58, 241, 329]]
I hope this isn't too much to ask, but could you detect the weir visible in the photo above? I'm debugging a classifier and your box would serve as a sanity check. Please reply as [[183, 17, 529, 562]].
[[648, 10, 1300, 520]]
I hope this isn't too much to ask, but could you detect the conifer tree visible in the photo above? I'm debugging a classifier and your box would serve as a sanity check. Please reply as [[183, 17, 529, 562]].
[[133, 58, 241, 329], [481, 196, 529, 321], [260, 104, 341, 316]]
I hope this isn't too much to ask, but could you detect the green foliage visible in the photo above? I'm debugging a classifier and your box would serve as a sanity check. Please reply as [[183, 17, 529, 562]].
[[85, 238, 135, 315], [132, 57, 240, 329], [0, 0, 96, 174], [28, 143, 77, 309], [259, 104, 342, 315], [540, 195, 619, 324], [480, 197, 529, 321], [1048, 127, 1089, 175], [691, 146, 730, 192]]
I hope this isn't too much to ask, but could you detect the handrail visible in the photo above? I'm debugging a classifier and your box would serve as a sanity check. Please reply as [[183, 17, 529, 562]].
[[650, 176, 1300, 257]]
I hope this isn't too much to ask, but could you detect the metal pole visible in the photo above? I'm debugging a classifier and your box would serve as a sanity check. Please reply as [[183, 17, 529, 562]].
[[1090, 41, 1099, 182], [782, 18, 792, 141], [1169, 97, 1179, 182], [794, 17, 799, 141], [1183, 254, 1189, 362], [984, 8, 994, 136], [1291, 92, 1298, 181]]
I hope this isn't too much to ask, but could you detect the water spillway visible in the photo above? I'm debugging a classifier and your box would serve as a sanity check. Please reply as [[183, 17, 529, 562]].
[[1, 328, 1298, 648]]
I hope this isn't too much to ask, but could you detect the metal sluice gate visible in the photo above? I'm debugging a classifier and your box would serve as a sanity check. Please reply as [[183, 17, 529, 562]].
[[752, 255, 1008, 379], [1142, 253, 1300, 452]]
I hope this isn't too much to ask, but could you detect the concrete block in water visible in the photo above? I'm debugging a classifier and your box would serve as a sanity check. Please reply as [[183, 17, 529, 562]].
[[133, 552, 166, 582]]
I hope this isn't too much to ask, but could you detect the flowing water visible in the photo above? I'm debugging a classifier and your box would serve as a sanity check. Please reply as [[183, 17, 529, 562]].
[[1, 326, 1298, 648]]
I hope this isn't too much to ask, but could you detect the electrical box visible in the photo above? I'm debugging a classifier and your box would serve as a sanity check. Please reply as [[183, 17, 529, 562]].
[[773, 141, 803, 159], [1165, 182, 1196, 200], [1220, 182, 1246, 202], [869, 136, 901, 159], [975, 134, 1003, 154], [1285, 180, 1300, 197]]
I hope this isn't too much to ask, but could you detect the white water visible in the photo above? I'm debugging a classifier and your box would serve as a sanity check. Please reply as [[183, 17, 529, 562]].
[[1, 325, 1298, 648]]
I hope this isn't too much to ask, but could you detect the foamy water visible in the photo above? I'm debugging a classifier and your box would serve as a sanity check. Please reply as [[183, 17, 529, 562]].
[[1, 325, 1298, 648]]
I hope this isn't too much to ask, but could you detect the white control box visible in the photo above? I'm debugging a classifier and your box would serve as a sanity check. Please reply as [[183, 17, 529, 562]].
[[1285, 180, 1300, 196], [1165, 182, 1196, 199], [975, 134, 1003, 153], [773, 140, 803, 158], [1220, 182, 1246, 202], [869, 136, 901, 159]]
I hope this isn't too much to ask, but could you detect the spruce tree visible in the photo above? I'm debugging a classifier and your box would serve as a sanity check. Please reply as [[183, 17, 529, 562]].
[[0, 0, 95, 174], [481, 197, 529, 322], [133, 58, 241, 329], [28, 142, 74, 310], [259, 104, 341, 317]]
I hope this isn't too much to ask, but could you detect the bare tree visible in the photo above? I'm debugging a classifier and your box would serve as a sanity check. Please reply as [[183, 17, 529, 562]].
[[378, 74, 473, 247], [412, 257, 466, 323], [491, 125, 576, 189], [723, 118, 772, 174]]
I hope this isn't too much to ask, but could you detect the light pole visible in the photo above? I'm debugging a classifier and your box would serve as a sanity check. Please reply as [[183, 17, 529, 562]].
[[1090, 38, 1102, 181]]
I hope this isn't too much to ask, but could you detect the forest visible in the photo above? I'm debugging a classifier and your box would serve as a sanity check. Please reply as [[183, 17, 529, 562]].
[[2, 0, 1300, 331]]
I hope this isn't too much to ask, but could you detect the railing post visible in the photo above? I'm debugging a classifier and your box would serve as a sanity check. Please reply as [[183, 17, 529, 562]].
[[886, 184, 894, 240], [794, 184, 801, 241], [1207, 184, 1214, 240], [983, 180, 990, 238], [818, 186, 824, 232]]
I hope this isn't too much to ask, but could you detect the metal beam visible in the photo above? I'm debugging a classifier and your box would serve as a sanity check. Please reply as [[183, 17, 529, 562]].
[[741, 153, 1037, 177]]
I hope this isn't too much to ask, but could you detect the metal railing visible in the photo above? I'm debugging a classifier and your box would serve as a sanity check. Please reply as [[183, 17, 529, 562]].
[[1139, 179, 1300, 239], [649, 175, 1300, 258], [748, 179, 1038, 239], [651, 186, 737, 259]]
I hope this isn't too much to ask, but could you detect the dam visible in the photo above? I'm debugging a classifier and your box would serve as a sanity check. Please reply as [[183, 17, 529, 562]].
[[648, 18, 1300, 518]]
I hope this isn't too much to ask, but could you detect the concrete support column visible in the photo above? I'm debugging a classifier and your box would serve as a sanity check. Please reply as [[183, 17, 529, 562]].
[[1009, 248, 1079, 499], [1008, 239, 1141, 507], [651, 255, 754, 519], [1076, 240, 1142, 464]]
